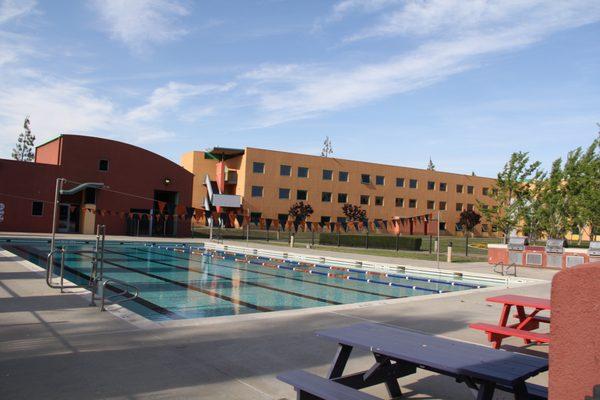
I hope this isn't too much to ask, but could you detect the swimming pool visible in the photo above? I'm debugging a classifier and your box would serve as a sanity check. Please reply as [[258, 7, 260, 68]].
[[1, 239, 503, 321]]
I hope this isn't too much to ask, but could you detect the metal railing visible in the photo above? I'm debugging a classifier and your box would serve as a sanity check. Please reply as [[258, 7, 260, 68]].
[[45, 224, 140, 311], [493, 261, 517, 277]]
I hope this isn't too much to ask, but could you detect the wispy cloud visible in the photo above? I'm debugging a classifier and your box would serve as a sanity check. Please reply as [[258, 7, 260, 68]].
[[0, 0, 36, 24], [89, 0, 190, 52]]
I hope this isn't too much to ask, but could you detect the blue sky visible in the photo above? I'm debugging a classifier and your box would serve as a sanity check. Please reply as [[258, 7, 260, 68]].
[[0, 0, 598, 177]]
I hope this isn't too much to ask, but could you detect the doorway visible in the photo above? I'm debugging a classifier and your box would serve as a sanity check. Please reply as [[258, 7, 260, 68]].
[[57, 203, 80, 233]]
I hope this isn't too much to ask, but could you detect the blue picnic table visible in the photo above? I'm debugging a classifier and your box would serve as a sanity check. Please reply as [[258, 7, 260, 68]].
[[279, 322, 548, 400]]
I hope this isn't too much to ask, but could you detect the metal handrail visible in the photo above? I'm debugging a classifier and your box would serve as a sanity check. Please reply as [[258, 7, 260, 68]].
[[101, 279, 140, 311], [493, 261, 517, 277]]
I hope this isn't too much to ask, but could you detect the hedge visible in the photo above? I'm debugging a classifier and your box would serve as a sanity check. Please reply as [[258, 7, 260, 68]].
[[319, 233, 422, 251]]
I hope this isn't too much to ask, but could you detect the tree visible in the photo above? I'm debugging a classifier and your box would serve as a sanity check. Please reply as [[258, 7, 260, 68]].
[[288, 201, 314, 223], [341, 203, 367, 222], [537, 158, 569, 239], [321, 136, 333, 157], [11, 116, 35, 161], [427, 157, 435, 171], [479, 152, 543, 242], [459, 209, 481, 256]]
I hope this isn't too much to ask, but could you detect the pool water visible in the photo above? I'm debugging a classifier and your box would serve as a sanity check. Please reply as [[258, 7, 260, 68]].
[[1, 239, 490, 321]]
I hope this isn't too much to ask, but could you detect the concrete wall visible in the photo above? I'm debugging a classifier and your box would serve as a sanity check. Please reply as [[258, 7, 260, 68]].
[[487, 244, 593, 269], [550, 262, 600, 399]]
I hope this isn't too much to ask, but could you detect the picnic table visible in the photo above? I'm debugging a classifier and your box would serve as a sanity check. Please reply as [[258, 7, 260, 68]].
[[278, 322, 548, 400], [470, 295, 551, 349]]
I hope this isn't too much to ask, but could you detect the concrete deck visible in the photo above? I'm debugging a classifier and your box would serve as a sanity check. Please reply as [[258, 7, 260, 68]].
[[0, 234, 555, 399]]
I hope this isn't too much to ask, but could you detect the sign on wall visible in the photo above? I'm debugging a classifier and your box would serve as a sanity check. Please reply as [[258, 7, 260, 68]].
[[0, 203, 4, 223]]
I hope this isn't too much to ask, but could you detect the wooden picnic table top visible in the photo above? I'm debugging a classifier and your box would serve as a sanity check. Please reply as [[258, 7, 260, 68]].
[[486, 295, 551, 310], [316, 322, 548, 388]]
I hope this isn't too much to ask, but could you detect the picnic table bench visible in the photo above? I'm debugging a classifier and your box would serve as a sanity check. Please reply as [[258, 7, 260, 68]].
[[470, 295, 551, 349], [278, 322, 548, 400]]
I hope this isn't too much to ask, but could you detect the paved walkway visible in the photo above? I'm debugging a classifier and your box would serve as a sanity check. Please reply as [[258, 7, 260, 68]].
[[0, 234, 556, 399]]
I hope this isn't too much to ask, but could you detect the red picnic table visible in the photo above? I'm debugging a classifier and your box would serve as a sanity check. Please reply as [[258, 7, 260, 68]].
[[470, 294, 551, 349]]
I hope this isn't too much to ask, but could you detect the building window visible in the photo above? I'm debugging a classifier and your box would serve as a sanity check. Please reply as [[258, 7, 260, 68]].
[[280, 165, 291, 176], [409, 179, 418, 189], [375, 196, 384, 206], [456, 184, 464, 193], [492, 225, 498, 232], [395, 198, 404, 207], [455, 223, 463, 232], [439, 222, 446, 231], [482, 224, 489, 232], [456, 202, 463, 211], [467, 185, 474, 194], [339, 171, 349, 182], [322, 192, 332, 202], [375, 175, 385, 185], [252, 162, 265, 174], [297, 190, 308, 200], [360, 195, 369, 205], [32, 201, 43, 216], [250, 212, 262, 224], [278, 213, 288, 225], [337, 193, 348, 203], [439, 201, 447, 211], [321, 216, 331, 223], [322, 169, 333, 180], [251, 186, 263, 197], [482, 187, 489, 196], [439, 182, 447, 192], [361, 174, 371, 184], [408, 199, 417, 208], [298, 167, 309, 178], [337, 216, 347, 223], [467, 203, 474, 211], [427, 181, 435, 190], [427, 200, 435, 210], [396, 178, 405, 187], [279, 188, 290, 199], [99, 159, 109, 171]]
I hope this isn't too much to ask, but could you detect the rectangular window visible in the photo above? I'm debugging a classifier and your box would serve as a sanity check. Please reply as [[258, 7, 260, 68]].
[[409, 179, 418, 189], [337, 216, 347, 223], [320, 216, 331, 224], [427, 200, 435, 210], [337, 193, 348, 203], [298, 167, 309, 178], [251, 186, 263, 197], [297, 190, 308, 200], [250, 212, 262, 224], [361, 174, 371, 184], [427, 181, 435, 190], [408, 199, 417, 208], [280, 164, 291, 176], [396, 178, 405, 187], [439, 222, 446, 231], [99, 159, 109, 171], [339, 171, 349, 182], [482, 224, 489, 232], [278, 188, 290, 199], [252, 162, 265, 174], [32, 201, 43, 216], [375, 196, 384, 206], [375, 175, 385, 185], [360, 195, 369, 205], [467, 203, 474, 211], [395, 198, 404, 207], [322, 169, 333, 180], [492, 225, 498, 232], [439, 201, 447, 211], [439, 182, 447, 192], [456, 184, 464, 193], [467, 185, 474, 194], [321, 192, 332, 202], [456, 202, 463, 211], [455, 223, 463, 231]]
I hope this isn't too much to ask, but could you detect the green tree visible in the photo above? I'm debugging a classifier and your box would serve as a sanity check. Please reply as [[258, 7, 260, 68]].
[[479, 152, 543, 242], [11, 116, 35, 161], [538, 159, 569, 239], [341, 203, 367, 221], [458, 209, 481, 256]]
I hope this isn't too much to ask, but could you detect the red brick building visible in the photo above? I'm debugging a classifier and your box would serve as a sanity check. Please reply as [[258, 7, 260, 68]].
[[0, 135, 193, 236]]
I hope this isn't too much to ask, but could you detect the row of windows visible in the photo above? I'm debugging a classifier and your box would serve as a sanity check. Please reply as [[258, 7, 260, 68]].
[[251, 186, 483, 211], [252, 162, 490, 194]]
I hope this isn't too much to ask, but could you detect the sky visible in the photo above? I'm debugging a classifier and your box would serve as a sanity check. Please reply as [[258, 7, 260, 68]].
[[0, 0, 599, 177]]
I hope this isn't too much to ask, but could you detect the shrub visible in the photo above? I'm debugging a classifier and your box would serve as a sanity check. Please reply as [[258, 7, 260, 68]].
[[319, 233, 422, 251]]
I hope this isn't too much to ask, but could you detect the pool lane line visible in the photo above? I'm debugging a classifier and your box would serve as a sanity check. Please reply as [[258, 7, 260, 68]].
[[199, 250, 443, 294], [104, 248, 344, 306], [143, 246, 399, 300], [5, 245, 182, 320]]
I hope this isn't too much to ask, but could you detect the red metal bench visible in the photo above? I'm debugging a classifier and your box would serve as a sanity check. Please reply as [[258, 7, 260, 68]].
[[469, 323, 550, 349]]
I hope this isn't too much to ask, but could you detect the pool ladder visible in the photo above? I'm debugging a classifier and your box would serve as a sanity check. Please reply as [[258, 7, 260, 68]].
[[45, 225, 140, 311], [493, 261, 517, 277]]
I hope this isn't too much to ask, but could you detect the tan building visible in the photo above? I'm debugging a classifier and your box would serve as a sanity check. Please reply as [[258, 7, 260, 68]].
[[181, 147, 498, 236]]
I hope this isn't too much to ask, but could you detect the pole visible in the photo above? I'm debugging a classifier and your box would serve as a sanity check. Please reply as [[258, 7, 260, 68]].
[[429, 235, 432, 254], [436, 211, 440, 269], [209, 216, 213, 240], [246, 210, 250, 242], [465, 233, 469, 256], [50, 178, 64, 256]]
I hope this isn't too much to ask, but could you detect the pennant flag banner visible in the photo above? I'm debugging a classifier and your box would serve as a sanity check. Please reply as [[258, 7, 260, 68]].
[[272, 219, 279, 231], [259, 218, 265, 230], [235, 214, 245, 227]]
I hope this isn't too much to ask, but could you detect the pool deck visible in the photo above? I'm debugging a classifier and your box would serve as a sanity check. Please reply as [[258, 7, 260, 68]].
[[0, 233, 555, 399]]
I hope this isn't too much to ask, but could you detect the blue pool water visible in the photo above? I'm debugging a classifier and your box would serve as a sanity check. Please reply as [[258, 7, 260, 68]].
[[1, 239, 490, 321]]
